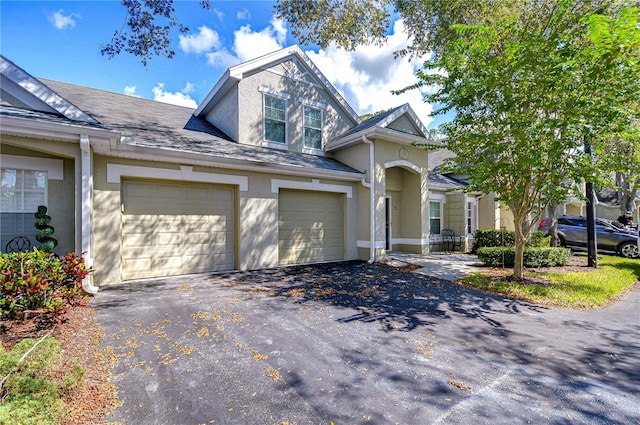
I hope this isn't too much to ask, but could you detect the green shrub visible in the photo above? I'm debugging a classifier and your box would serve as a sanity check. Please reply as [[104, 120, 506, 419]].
[[477, 247, 571, 267], [529, 231, 551, 248], [0, 337, 67, 425], [472, 229, 516, 251], [472, 229, 551, 252], [0, 250, 90, 320]]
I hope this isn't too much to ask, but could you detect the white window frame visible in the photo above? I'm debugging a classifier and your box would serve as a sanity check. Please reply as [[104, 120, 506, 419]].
[[260, 87, 290, 149], [300, 98, 327, 155], [303, 105, 323, 153], [466, 197, 478, 236], [429, 200, 443, 235], [1, 168, 48, 213]]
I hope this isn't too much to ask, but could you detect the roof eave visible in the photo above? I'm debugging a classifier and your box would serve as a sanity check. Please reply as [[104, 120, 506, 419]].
[[111, 142, 365, 181], [326, 126, 438, 152], [0, 114, 118, 144]]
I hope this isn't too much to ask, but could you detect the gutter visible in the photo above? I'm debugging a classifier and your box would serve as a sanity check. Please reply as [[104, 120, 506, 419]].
[[80, 136, 99, 295], [361, 135, 376, 263]]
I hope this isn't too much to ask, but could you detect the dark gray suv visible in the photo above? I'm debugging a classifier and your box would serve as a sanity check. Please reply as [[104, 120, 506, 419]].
[[538, 215, 639, 259]]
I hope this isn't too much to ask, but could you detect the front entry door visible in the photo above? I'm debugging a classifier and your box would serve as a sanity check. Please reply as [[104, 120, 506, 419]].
[[385, 196, 392, 251]]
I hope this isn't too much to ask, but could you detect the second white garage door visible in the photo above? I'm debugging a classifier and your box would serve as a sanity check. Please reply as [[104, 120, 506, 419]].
[[121, 180, 235, 280], [278, 190, 344, 265]]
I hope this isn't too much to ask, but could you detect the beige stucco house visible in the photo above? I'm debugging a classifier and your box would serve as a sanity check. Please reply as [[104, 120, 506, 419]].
[[2, 46, 475, 290]]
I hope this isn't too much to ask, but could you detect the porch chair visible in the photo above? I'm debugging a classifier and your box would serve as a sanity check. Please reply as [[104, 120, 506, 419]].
[[441, 229, 464, 254], [5, 236, 31, 253], [429, 232, 444, 254]]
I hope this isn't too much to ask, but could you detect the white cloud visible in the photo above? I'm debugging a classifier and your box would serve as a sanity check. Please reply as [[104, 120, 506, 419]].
[[306, 20, 434, 126], [237, 8, 250, 20], [49, 9, 80, 30], [213, 8, 224, 22], [152, 83, 198, 108], [182, 82, 196, 94], [179, 26, 221, 54], [233, 17, 287, 62], [123, 85, 142, 98]]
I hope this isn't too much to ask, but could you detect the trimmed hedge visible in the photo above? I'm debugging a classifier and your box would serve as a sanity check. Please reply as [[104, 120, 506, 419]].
[[472, 229, 550, 251], [477, 247, 571, 267]]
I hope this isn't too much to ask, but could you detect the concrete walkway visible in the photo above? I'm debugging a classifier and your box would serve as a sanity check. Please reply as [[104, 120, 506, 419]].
[[386, 252, 484, 281]]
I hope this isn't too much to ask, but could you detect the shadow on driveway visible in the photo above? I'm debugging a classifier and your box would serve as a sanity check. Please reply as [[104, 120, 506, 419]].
[[94, 260, 640, 425]]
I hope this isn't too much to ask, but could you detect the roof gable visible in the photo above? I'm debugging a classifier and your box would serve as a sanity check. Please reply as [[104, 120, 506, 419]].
[[195, 45, 361, 124], [327, 103, 435, 150], [0, 55, 97, 124]]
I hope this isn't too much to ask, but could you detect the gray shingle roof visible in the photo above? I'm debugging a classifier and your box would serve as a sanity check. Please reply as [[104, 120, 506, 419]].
[[39, 79, 362, 176]]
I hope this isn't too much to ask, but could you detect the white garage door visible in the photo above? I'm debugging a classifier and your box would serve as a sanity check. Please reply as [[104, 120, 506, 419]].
[[121, 180, 235, 280], [278, 190, 343, 265]]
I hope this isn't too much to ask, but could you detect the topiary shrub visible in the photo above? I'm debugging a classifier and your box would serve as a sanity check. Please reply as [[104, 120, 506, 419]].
[[529, 231, 551, 248], [34, 205, 57, 252], [0, 250, 90, 320], [477, 247, 571, 267]]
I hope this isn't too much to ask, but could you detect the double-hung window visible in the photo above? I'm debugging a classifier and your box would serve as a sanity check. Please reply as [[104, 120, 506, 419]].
[[263, 94, 287, 144], [429, 201, 442, 235], [303, 106, 322, 150], [1, 168, 47, 251]]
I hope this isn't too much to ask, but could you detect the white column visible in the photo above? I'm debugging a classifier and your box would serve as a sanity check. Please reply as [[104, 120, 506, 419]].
[[80, 135, 98, 294]]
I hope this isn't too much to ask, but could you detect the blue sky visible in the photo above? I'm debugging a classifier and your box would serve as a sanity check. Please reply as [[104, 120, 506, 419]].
[[1, 1, 446, 128]]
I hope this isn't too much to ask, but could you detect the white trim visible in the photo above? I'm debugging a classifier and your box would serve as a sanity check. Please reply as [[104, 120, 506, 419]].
[[1, 154, 64, 180], [259, 86, 291, 100], [299, 97, 327, 109], [384, 160, 423, 174], [261, 141, 289, 150], [301, 147, 324, 156], [271, 178, 352, 198], [106, 164, 248, 191], [357, 240, 387, 249], [428, 193, 446, 202], [391, 238, 430, 245]]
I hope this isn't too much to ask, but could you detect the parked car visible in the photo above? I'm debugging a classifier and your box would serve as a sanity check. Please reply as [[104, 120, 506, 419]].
[[538, 215, 639, 259]]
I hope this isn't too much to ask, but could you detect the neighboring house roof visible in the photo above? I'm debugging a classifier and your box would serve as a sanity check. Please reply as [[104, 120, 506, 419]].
[[428, 172, 467, 190], [326, 103, 436, 151], [40, 79, 362, 178], [195, 45, 361, 125], [427, 148, 456, 172]]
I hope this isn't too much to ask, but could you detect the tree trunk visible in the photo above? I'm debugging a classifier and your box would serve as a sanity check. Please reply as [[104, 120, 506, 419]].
[[512, 210, 527, 279], [548, 203, 559, 247]]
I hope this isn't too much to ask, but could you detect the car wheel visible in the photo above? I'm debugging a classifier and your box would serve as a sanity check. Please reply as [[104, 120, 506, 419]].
[[557, 235, 566, 248], [619, 242, 639, 259]]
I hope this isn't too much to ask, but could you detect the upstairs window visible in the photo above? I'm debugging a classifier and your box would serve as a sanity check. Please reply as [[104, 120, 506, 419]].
[[303, 106, 322, 150], [263, 94, 286, 144]]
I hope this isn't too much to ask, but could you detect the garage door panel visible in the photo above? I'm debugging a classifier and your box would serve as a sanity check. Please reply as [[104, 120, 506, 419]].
[[278, 190, 344, 265], [122, 180, 235, 280]]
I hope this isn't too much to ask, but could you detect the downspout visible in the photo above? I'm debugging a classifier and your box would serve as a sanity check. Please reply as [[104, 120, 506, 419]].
[[360, 135, 376, 263], [80, 136, 99, 295]]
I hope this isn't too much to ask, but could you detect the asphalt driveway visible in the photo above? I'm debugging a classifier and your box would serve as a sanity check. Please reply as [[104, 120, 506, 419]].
[[93, 261, 640, 424]]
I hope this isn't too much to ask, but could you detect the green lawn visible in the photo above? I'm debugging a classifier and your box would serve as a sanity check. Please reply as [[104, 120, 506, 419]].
[[460, 255, 640, 309]]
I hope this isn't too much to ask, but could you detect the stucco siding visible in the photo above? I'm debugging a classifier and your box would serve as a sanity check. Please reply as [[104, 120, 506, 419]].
[[206, 86, 239, 141], [91, 155, 359, 285], [237, 65, 355, 152], [1, 141, 76, 255]]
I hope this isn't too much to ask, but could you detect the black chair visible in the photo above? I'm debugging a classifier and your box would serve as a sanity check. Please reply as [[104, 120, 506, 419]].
[[441, 229, 463, 254], [429, 232, 444, 254], [5, 236, 31, 253]]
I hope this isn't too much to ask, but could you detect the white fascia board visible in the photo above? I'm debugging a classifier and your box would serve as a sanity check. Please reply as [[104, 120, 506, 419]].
[[194, 70, 236, 116], [1, 55, 97, 124], [0, 115, 118, 144], [326, 127, 436, 152], [108, 143, 365, 182], [271, 178, 353, 198]]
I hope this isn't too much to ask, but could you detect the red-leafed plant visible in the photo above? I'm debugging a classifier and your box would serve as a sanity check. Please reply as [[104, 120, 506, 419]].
[[0, 249, 92, 320]]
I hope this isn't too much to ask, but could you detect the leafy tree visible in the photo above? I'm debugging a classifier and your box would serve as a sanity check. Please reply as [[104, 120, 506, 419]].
[[101, 0, 211, 66], [280, 0, 639, 277]]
